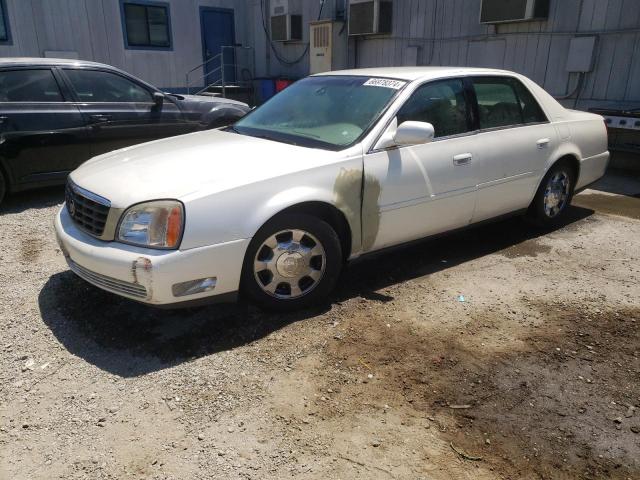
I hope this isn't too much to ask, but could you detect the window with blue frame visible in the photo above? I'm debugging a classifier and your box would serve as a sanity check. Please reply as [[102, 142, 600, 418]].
[[122, 1, 171, 49], [0, 0, 10, 43]]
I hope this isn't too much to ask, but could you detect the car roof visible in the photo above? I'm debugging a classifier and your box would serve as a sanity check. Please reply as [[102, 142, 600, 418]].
[[313, 66, 518, 81], [0, 57, 113, 68], [0, 57, 161, 91]]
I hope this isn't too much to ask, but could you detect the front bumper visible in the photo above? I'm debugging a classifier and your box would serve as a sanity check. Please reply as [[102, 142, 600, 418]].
[[54, 206, 250, 306]]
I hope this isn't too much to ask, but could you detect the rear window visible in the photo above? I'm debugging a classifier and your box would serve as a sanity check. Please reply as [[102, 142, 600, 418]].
[[512, 79, 547, 124], [0, 69, 63, 102], [473, 76, 547, 129]]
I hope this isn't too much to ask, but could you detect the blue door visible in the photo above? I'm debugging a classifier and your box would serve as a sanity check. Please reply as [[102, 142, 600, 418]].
[[200, 8, 236, 87]]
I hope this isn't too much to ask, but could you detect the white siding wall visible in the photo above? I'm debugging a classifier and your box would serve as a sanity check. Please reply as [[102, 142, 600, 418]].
[[247, 0, 340, 79], [350, 0, 640, 110], [1, 0, 638, 109], [0, 0, 250, 90]]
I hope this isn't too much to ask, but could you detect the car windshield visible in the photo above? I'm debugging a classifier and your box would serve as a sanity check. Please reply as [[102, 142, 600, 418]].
[[233, 76, 406, 150]]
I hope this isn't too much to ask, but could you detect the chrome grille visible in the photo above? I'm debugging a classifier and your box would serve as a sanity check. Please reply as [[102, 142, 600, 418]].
[[68, 258, 148, 299], [65, 181, 111, 237]]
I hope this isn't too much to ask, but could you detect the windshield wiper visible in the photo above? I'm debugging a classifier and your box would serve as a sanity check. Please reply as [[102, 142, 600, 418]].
[[292, 129, 321, 139]]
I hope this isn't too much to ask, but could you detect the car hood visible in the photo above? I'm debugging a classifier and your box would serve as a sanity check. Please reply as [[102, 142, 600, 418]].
[[170, 93, 249, 114], [173, 93, 247, 106], [70, 130, 344, 209]]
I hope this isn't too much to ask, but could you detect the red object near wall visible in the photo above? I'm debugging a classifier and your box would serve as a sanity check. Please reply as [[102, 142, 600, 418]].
[[275, 79, 294, 92]]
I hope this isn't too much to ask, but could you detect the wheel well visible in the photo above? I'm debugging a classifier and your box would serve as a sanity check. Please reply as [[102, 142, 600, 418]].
[[276, 202, 352, 262], [554, 154, 580, 183]]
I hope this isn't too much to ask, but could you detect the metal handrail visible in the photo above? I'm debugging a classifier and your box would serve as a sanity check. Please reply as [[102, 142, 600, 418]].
[[185, 53, 223, 94], [185, 45, 255, 97]]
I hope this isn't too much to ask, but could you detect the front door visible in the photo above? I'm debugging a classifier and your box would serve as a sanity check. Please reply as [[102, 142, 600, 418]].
[[0, 68, 89, 186], [363, 78, 478, 252], [200, 8, 236, 88]]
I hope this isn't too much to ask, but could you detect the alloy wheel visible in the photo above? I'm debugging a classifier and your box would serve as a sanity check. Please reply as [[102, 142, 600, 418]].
[[543, 171, 571, 218], [253, 229, 326, 300]]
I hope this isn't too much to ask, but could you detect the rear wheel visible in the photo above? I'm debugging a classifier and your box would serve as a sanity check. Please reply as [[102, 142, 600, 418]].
[[241, 213, 342, 311], [528, 161, 576, 226]]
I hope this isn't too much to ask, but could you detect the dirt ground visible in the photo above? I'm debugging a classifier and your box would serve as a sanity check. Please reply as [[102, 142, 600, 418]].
[[1, 168, 639, 480]]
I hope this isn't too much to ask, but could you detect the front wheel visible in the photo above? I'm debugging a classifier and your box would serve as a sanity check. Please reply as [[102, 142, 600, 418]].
[[528, 161, 576, 226], [241, 213, 343, 311]]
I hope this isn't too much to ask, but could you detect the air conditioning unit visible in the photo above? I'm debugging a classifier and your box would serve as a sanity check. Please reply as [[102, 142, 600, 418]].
[[270, 0, 303, 42], [480, 0, 550, 24], [348, 0, 392, 36]]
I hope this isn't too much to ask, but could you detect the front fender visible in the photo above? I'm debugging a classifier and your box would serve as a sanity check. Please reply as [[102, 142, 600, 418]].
[[180, 160, 364, 254]]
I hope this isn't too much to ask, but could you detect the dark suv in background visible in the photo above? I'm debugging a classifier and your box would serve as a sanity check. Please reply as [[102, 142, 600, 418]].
[[0, 58, 250, 204]]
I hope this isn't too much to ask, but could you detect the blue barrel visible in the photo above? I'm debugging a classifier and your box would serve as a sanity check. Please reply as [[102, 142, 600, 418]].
[[254, 78, 276, 104]]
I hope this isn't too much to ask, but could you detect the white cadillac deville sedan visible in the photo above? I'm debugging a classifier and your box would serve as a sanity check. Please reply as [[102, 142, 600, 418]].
[[55, 67, 609, 310]]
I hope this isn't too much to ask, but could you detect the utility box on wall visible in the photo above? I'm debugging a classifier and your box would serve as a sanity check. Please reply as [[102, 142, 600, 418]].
[[309, 20, 347, 74], [566, 36, 597, 72]]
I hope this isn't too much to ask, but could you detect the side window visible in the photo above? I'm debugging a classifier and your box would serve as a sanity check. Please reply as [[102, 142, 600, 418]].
[[472, 77, 523, 129], [0, 69, 63, 102], [396, 78, 470, 138], [512, 79, 547, 124], [64, 70, 153, 103], [0, 0, 10, 43], [122, 1, 171, 49]]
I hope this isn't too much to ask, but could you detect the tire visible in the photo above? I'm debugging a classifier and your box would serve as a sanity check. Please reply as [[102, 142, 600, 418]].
[[528, 161, 576, 227], [240, 213, 343, 311], [0, 168, 6, 206]]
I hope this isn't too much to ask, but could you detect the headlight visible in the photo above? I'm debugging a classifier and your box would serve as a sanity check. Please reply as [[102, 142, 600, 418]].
[[117, 200, 184, 249]]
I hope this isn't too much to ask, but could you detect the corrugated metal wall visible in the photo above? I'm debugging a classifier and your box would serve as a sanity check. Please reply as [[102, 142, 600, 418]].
[[247, 0, 338, 80], [352, 0, 640, 110], [0, 0, 250, 90], [259, 0, 640, 110], [1, 0, 638, 110]]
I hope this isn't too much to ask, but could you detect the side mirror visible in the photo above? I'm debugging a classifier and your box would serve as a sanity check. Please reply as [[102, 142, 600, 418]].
[[393, 121, 435, 146], [152, 92, 164, 107]]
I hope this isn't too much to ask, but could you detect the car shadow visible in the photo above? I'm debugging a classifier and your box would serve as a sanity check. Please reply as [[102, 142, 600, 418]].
[[335, 206, 595, 302], [0, 187, 65, 214], [38, 205, 594, 378]]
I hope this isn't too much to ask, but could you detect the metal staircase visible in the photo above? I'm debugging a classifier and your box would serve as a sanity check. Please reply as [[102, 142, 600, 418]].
[[185, 45, 254, 101]]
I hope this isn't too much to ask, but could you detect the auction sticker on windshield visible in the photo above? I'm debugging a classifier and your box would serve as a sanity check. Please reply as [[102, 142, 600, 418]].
[[363, 78, 406, 89]]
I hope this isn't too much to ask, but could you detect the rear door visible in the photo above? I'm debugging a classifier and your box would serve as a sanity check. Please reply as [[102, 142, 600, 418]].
[[60, 68, 191, 157], [0, 68, 89, 187], [469, 76, 557, 221]]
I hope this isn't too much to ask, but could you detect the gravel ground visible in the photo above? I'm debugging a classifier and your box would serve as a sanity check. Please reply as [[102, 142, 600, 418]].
[[0, 169, 639, 480]]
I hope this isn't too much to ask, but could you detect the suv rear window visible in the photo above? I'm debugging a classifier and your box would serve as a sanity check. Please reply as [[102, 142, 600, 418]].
[[64, 69, 153, 103], [0, 69, 63, 102]]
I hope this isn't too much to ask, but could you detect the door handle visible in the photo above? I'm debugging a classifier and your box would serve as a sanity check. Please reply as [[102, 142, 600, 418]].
[[89, 114, 112, 124], [0, 116, 8, 124], [453, 153, 472, 166], [536, 138, 550, 149]]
